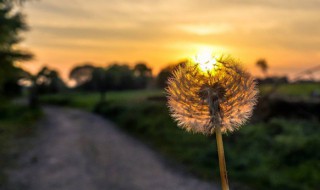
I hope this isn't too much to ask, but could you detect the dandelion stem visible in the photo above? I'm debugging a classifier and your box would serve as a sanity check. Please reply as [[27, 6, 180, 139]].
[[207, 89, 229, 190], [215, 125, 229, 190]]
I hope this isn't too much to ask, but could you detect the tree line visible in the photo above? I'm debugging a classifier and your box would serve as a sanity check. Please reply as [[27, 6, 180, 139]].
[[69, 62, 154, 102], [69, 61, 185, 89]]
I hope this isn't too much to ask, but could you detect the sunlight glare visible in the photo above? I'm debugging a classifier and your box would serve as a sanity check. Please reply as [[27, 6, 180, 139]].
[[193, 48, 217, 72]]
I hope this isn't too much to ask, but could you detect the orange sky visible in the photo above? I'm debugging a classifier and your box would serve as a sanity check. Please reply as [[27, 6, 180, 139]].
[[20, 0, 320, 82]]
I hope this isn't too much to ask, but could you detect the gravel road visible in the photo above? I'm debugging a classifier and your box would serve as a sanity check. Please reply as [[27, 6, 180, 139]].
[[8, 106, 218, 190]]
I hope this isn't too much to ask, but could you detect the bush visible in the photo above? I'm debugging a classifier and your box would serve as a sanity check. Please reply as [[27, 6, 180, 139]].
[[0, 103, 42, 188], [95, 100, 320, 190]]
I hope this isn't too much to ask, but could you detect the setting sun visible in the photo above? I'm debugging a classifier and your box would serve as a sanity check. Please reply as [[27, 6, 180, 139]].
[[193, 49, 217, 72]]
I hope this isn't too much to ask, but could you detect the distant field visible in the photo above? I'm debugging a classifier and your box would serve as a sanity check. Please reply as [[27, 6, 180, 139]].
[[260, 83, 320, 98], [40, 84, 320, 190], [41, 83, 320, 109], [40, 89, 164, 110]]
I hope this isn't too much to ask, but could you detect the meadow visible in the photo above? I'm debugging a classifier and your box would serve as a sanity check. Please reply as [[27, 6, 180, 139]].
[[259, 83, 320, 99], [40, 83, 320, 190]]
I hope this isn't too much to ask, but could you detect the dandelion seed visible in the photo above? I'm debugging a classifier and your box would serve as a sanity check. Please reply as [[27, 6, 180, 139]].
[[166, 54, 258, 135]]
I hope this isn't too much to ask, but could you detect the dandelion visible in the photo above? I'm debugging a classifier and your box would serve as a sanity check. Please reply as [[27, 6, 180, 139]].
[[166, 52, 258, 190]]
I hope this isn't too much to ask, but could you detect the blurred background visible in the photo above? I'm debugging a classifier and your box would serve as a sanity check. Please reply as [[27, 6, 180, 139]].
[[1, 0, 319, 189]]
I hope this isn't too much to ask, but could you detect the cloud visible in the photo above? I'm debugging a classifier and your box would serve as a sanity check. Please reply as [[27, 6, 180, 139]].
[[191, 0, 320, 11], [22, 0, 320, 79], [26, 0, 92, 18]]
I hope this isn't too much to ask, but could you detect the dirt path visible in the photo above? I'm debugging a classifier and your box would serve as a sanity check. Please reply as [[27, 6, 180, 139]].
[[8, 106, 218, 190]]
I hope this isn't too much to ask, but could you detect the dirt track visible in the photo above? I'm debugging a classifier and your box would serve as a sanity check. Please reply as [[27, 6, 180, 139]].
[[8, 106, 218, 190]]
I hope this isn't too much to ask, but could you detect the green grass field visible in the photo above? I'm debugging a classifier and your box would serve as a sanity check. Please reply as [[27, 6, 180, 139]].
[[260, 83, 320, 98], [40, 83, 320, 190], [42, 83, 320, 109], [40, 89, 164, 111]]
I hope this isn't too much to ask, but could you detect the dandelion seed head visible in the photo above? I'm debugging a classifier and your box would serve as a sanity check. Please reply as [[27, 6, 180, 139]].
[[166, 54, 258, 135]]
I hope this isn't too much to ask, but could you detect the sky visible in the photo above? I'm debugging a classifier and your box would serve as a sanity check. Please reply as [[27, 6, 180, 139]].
[[20, 0, 320, 82]]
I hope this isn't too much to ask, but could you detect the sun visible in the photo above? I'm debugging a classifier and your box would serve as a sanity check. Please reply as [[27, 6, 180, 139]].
[[193, 48, 217, 72]]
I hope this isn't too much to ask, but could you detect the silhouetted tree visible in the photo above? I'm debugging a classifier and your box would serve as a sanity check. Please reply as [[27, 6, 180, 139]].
[[133, 62, 152, 89], [156, 61, 186, 88], [2, 66, 27, 97], [36, 67, 65, 94], [24, 67, 65, 108], [91, 67, 108, 102], [69, 63, 95, 88], [256, 59, 268, 77], [0, 0, 33, 97], [69, 62, 153, 93], [105, 64, 135, 90]]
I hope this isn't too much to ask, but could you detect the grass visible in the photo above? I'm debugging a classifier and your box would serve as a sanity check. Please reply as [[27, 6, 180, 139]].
[[40, 84, 320, 190], [40, 89, 164, 111], [41, 83, 320, 109], [0, 102, 42, 188], [260, 83, 320, 99], [94, 99, 320, 190]]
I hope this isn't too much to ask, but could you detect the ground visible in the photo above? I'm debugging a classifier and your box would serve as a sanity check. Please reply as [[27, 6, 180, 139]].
[[8, 106, 218, 190]]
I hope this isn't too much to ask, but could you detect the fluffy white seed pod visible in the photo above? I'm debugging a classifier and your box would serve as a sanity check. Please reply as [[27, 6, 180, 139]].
[[166, 55, 258, 135]]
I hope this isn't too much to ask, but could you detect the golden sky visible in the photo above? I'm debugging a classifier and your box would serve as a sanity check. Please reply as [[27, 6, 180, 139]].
[[20, 0, 320, 81]]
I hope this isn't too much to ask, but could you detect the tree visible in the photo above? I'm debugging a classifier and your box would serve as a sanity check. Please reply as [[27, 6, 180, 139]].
[[105, 64, 135, 90], [156, 61, 186, 88], [133, 62, 152, 89], [91, 67, 108, 102], [0, 0, 33, 97], [36, 67, 66, 94], [2, 66, 27, 97], [69, 63, 95, 88], [22, 67, 66, 108], [256, 59, 268, 77]]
